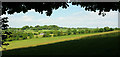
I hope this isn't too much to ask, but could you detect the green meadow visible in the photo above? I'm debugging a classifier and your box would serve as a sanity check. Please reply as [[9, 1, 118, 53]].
[[1, 30, 120, 56]]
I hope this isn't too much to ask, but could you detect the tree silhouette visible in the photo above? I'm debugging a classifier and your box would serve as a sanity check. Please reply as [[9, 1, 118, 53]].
[[2, 2, 69, 16], [72, 2, 120, 16], [0, 17, 10, 48], [2, 2, 120, 16]]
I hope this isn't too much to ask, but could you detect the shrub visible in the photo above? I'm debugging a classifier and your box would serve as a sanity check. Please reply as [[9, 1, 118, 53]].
[[109, 28, 114, 31], [26, 33, 34, 39], [81, 30, 85, 34], [98, 28, 104, 32], [53, 30, 58, 36], [78, 30, 81, 34], [57, 31, 61, 36], [93, 28, 99, 33], [34, 33, 38, 35], [53, 34, 57, 37], [60, 31, 64, 36], [104, 27, 110, 32], [67, 28, 72, 35], [43, 31, 50, 37], [22, 33, 27, 40], [72, 29, 77, 35], [36, 36, 39, 38], [49, 31, 54, 34]]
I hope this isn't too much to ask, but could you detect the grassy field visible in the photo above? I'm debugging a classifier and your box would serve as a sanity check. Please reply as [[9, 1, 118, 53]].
[[1, 33, 98, 50], [1, 30, 120, 56]]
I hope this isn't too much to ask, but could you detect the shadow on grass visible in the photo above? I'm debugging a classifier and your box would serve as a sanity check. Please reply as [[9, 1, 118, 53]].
[[2, 32, 120, 56]]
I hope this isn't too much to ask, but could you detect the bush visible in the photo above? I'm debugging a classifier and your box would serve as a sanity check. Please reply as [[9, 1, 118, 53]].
[[93, 28, 99, 33], [53, 30, 58, 36], [109, 28, 114, 31], [22, 33, 27, 40], [104, 27, 110, 32], [78, 30, 81, 34], [98, 28, 104, 32], [72, 29, 77, 35], [53, 34, 57, 37], [6, 37, 12, 41], [36, 36, 39, 38], [43, 31, 50, 37], [57, 31, 61, 36], [67, 28, 72, 35], [60, 31, 64, 36], [49, 31, 54, 34], [27, 33, 34, 39], [63, 32, 68, 36], [34, 33, 38, 35], [81, 30, 85, 34]]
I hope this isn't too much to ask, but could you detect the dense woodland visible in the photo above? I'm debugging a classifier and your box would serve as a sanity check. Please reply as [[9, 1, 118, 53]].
[[2, 25, 120, 42]]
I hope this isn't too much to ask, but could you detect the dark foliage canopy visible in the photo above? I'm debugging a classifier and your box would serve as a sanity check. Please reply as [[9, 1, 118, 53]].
[[2, 2, 69, 16], [2, 2, 120, 16], [72, 2, 120, 16]]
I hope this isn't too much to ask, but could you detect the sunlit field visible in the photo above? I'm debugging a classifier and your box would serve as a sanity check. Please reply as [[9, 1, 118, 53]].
[[1, 30, 120, 56]]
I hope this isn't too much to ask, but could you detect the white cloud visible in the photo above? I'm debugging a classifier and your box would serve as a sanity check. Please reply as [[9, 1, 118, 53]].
[[50, 11, 118, 28], [58, 17, 65, 20], [7, 9, 118, 28], [22, 15, 34, 22]]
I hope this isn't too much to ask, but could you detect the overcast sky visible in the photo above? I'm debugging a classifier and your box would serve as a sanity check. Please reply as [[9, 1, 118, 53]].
[[1, 3, 118, 28]]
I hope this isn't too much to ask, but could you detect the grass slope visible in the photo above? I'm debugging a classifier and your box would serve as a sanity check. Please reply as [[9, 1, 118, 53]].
[[1, 30, 119, 51], [1, 30, 120, 56]]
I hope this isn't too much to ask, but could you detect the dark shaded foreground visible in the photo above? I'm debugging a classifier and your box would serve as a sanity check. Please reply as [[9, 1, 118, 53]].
[[2, 32, 120, 57]]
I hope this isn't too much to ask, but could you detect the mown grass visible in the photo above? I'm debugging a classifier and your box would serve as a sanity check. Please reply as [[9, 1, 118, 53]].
[[1, 31, 120, 56]]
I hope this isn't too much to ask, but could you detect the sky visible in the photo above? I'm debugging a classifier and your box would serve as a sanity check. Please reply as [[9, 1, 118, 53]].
[[1, 3, 118, 28]]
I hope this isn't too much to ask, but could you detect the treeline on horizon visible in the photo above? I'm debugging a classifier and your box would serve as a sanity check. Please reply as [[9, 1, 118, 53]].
[[9, 25, 119, 30], [2, 25, 120, 42]]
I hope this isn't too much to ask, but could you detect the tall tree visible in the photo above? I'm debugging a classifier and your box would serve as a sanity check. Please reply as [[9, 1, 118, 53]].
[[104, 27, 110, 32], [0, 17, 10, 47]]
